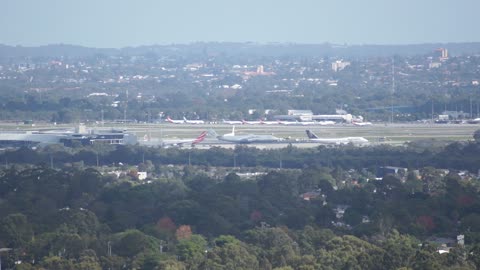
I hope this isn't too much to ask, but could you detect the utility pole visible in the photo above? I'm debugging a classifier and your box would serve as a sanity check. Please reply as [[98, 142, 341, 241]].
[[470, 97, 473, 119], [391, 57, 395, 124], [279, 152, 283, 169], [431, 99, 434, 124], [159, 240, 164, 254], [477, 102, 479, 118], [124, 89, 128, 123]]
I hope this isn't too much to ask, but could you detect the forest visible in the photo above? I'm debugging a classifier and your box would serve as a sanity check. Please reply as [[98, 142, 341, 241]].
[[1, 138, 480, 269]]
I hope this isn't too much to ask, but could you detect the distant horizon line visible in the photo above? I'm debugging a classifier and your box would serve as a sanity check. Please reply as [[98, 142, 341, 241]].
[[2, 41, 480, 50]]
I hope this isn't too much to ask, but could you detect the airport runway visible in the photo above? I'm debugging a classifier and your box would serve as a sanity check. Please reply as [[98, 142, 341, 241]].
[[119, 123, 479, 144], [1, 122, 479, 148]]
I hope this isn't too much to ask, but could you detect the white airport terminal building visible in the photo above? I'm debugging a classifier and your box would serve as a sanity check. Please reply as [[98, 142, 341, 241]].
[[0, 125, 137, 148]]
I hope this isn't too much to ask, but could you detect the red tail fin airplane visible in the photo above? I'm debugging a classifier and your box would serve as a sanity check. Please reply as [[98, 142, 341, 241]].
[[166, 116, 185, 124], [161, 131, 207, 147]]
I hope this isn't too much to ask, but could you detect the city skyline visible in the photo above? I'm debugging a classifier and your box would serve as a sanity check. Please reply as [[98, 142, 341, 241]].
[[1, 0, 479, 48]]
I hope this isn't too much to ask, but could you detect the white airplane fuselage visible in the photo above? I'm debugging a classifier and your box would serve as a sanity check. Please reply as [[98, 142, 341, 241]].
[[310, 137, 369, 145]]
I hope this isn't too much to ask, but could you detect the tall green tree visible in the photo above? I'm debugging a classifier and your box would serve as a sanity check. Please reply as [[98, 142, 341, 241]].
[[0, 213, 33, 248]]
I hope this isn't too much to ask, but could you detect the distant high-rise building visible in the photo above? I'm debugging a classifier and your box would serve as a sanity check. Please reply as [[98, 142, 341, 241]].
[[442, 48, 448, 59], [256, 65, 264, 74], [434, 48, 449, 60]]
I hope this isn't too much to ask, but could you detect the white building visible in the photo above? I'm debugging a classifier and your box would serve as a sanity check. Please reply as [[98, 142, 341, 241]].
[[332, 60, 351, 72], [137, 172, 148, 180]]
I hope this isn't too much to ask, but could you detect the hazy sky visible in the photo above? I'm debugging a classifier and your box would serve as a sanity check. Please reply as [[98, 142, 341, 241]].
[[1, 0, 479, 48]]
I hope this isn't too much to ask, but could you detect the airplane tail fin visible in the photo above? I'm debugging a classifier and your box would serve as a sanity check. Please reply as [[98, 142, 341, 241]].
[[166, 116, 173, 123], [222, 126, 235, 136], [207, 129, 218, 138], [192, 131, 207, 144], [183, 116, 187, 121], [306, 130, 319, 139]]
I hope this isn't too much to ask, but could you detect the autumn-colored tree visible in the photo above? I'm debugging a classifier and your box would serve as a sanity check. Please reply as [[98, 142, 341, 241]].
[[250, 210, 263, 222], [416, 215, 435, 232], [157, 216, 176, 233], [176, 225, 192, 240]]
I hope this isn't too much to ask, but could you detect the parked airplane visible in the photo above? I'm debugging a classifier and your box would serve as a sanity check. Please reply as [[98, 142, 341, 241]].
[[260, 119, 279, 125], [467, 118, 480, 124], [278, 120, 314, 126], [242, 119, 263, 125], [222, 119, 243, 125], [160, 131, 207, 147], [300, 121, 316, 126], [305, 130, 369, 145], [352, 121, 372, 126], [183, 117, 204, 124], [316, 121, 336, 126], [166, 116, 185, 124], [209, 126, 283, 144], [278, 120, 299, 126]]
